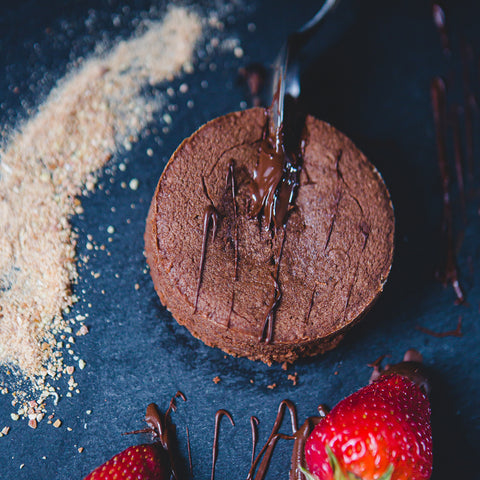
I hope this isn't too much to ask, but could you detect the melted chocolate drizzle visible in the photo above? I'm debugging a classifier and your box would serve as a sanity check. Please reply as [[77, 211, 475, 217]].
[[195, 204, 219, 312], [211, 410, 235, 480], [226, 159, 239, 281], [251, 110, 303, 231], [431, 77, 465, 303], [140, 391, 186, 480], [432, 2, 450, 55], [417, 316, 463, 340], [247, 400, 298, 480], [460, 39, 476, 184], [250, 416, 260, 470], [195, 162, 241, 316], [259, 229, 285, 343], [251, 101, 306, 344], [450, 105, 467, 222], [121, 353, 432, 480]]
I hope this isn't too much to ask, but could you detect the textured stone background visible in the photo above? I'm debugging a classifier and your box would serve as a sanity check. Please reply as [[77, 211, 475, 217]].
[[0, 0, 478, 478]]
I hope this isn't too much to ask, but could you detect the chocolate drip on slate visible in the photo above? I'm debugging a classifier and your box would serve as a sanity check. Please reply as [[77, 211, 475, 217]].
[[289, 415, 323, 480], [417, 316, 463, 340], [370, 350, 431, 396], [250, 416, 260, 470], [144, 391, 186, 480], [247, 400, 298, 480], [460, 39, 475, 183], [211, 410, 235, 480], [431, 77, 465, 303], [186, 426, 193, 478], [432, 2, 450, 56], [450, 105, 467, 222]]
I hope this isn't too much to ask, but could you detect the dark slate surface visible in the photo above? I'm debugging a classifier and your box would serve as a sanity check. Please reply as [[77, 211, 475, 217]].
[[1, 0, 479, 478]]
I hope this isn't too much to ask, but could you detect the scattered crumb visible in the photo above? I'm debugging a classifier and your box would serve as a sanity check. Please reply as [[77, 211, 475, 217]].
[[75, 325, 88, 337], [10, 414, 19, 421], [287, 373, 298, 386], [128, 178, 139, 190], [53, 419, 62, 428], [249, 379, 254, 384], [78, 447, 84, 453], [78, 359, 86, 370], [134, 283, 140, 291], [281, 362, 288, 371], [28, 419, 37, 429], [267, 383, 277, 390], [213, 376, 221, 384]]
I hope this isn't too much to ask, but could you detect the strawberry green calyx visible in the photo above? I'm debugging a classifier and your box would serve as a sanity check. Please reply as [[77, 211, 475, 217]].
[[298, 446, 393, 480]]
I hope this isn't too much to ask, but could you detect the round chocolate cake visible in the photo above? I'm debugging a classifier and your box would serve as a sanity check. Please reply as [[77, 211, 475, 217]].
[[145, 108, 394, 364]]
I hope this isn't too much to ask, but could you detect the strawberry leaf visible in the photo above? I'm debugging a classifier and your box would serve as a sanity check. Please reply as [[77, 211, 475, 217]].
[[298, 465, 320, 480], [377, 464, 394, 480], [326, 445, 394, 480]]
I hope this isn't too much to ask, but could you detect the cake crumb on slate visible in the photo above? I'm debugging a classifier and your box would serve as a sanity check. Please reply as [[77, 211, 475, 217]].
[[287, 373, 298, 386], [213, 376, 221, 384]]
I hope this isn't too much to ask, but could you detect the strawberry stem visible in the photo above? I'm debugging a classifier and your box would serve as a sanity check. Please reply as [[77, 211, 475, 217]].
[[326, 445, 394, 480]]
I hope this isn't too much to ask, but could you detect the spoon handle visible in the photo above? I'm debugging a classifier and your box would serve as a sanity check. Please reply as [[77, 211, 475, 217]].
[[269, 0, 341, 151]]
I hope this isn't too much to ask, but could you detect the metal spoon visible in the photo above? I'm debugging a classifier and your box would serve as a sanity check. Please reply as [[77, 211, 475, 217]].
[[269, 0, 341, 152]]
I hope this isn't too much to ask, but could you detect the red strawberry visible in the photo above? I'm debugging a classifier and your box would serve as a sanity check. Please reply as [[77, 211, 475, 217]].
[[83, 443, 168, 480], [83, 394, 186, 480], [303, 374, 432, 480]]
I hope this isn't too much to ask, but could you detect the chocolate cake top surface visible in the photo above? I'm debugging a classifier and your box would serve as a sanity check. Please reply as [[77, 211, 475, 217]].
[[149, 107, 394, 345]]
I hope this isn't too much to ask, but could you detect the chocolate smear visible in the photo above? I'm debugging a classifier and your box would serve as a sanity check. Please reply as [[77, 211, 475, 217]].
[[194, 176, 220, 313], [431, 77, 465, 303], [416, 316, 463, 339], [369, 350, 431, 396], [432, 2, 450, 56], [211, 410, 235, 480], [247, 400, 297, 480]]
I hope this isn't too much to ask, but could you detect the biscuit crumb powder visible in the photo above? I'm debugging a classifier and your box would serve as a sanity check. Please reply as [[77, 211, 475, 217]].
[[0, 7, 203, 415]]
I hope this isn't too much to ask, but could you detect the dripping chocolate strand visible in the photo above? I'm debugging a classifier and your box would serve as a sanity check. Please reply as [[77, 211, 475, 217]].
[[324, 149, 344, 252], [194, 204, 219, 313], [247, 400, 298, 480], [226, 159, 239, 280], [289, 416, 323, 480], [211, 410, 235, 480], [259, 226, 286, 344], [186, 426, 193, 479], [432, 2, 450, 56], [250, 416, 260, 471], [417, 316, 463, 338], [431, 77, 465, 303], [144, 392, 187, 480], [450, 105, 467, 222], [460, 39, 475, 183]]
